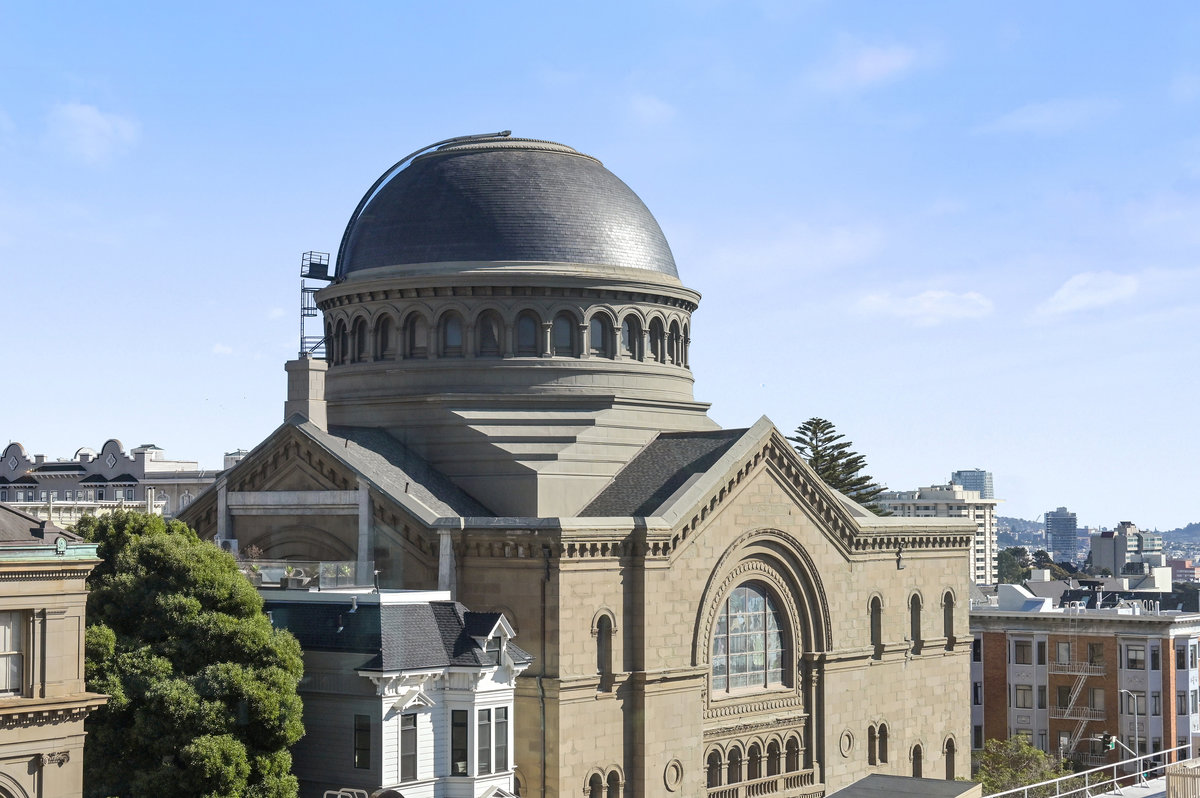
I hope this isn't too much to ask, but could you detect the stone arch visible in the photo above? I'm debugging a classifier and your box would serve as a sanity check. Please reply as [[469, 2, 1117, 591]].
[[618, 312, 644, 360], [373, 310, 397, 361], [943, 734, 957, 780], [910, 741, 925, 778], [0, 772, 30, 798], [705, 748, 723, 788], [436, 308, 466, 358], [647, 316, 666, 363], [586, 772, 604, 798], [334, 318, 349, 364], [402, 309, 433, 359], [474, 308, 505, 357], [726, 743, 744, 784], [592, 608, 617, 688], [942, 588, 956, 650], [868, 592, 884, 659], [351, 314, 369, 362], [254, 525, 355, 561], [587, 311, 615, 359], [909, 590, 924, 654], [550, 309, 580, 356], [514, 309, 542, 357]]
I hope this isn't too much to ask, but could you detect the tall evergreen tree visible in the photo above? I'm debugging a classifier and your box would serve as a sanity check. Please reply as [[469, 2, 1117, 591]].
[[788, 417, 889, 514], [78, 510, 304, 798]]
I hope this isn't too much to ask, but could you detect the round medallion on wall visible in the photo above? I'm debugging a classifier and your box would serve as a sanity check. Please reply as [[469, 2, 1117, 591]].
[[839, 729, 854, 757], [663, 758, 684, 792]]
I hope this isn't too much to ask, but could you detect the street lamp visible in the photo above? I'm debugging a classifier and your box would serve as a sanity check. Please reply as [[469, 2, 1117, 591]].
[[1119, 688, 1145, 784]]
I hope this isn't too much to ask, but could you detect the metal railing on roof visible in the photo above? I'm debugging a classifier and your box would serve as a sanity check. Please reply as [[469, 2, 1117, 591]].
[[985, 742, 1192, 797]]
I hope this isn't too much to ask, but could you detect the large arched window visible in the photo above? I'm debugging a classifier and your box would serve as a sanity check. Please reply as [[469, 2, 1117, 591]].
[[516, 312, 540, 356], [551, 313, 575, 356], [440, 313, 464, 358], [589, 316, 612, 358], [910, 595, 923, 655], [375, 315, 394, 361], [477, 311, 503, 357], [405, 315, 429, 359], [620, 316, 642, 360], [943, 591, 955, 650], [712, 582, 787, 692], [869, 596, 883, 659]]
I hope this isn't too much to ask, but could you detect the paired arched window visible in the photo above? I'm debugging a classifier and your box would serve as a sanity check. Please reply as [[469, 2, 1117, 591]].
[[606, 772, 620, 798], [588, 773, 603, 798], [440, 313, 464, 358], [766, 741, 781, 776], [785, 738, 800, 772], [375, 316, 394, 360], [477, 311, 503, 357], [620, 316, 642, 360], [878, 724, 889, 763], [910, 595, 923, 655], [405, 315, 429, 359], [516, 313, 540, 356], [943, 591, 955, 651], [868, 726, 877, 766], [869, 596, 883, 659], [711, 582, 787, 693], [589, 316, 612, 358], [747, 743, 762, 780], [550, 313, 575, 356], [587, 769, 621, 798]]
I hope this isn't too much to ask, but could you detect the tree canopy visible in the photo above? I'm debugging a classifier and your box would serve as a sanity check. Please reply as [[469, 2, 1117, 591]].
[[975, 737, 1075, 797], [78, 510, 304, 798], [788, 417, 888, 514]]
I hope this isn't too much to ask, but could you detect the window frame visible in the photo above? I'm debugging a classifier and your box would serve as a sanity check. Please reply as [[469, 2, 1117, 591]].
[[353, 713, 371, 769], [0, 611, 24, 697], [400, 712, 417, 782], [710, 582, 789, 695]]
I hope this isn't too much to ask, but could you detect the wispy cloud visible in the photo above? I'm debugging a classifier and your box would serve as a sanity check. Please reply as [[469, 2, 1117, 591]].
[[212, 343, 233, 355], [628, 93, 677, 125], [44, 102, 139, 164], [1037, 271, 1138, 316], [857, 290, 993, 326], [807, 41, 924, 93], [979, 98, 1118, 135]]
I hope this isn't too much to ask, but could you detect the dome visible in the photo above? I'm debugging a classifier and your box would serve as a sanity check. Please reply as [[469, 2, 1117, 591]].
[[336, 136, 678, 279]]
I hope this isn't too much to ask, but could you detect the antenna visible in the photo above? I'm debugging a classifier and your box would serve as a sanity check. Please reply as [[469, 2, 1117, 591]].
[[299, 251, 332, 358]]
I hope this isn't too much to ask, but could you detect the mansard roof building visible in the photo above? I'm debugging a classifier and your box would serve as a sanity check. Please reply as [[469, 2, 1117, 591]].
[[180, 134, 975, 798]]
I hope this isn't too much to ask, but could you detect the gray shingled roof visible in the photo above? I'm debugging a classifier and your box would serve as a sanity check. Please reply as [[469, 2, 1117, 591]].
[[297, 420, 493, 518], [580, 429, 747, 517], [265, 599, 531, 673], [338, 137, 678, 278], [0, 503, 81, 544]]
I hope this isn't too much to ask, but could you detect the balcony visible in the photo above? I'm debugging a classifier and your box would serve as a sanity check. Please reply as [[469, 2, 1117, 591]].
[[1049, 660, 1105, 676], [1050, 706, 1106, 721], [708, 769, 820, 798], [238, 559, 374, 590]]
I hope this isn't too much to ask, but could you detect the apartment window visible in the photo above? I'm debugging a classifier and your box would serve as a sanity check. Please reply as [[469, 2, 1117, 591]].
[[1037, 641, 1046, 665], [1014, 641, 1032, 665], [1178, 646, 1187, 670], [353, 714, 370, 769], [1127, 645, 1146, 670], [973, 682, 982, 706], [1038, 732, 1048, 753], [451, 709, 468, 775], [1090, 688, 1105, 711], [1057, 685, 1071, 708], [495, 707, 509, 772], [478, 708, 492, 775], [1153, 692, 1162, 716], [972, 638, 982, 662], [1038, 685, 1047, 709], [1125, 691, 1144, 715], [1089, 643, 1104, 666], [1056, 641, 1071, 664], [1015, 685, 1033, 709], [973, 725, 984, 750], [1178, 692, 1188, 715], [0, 612, 23, 696], [1191, 690, 1198, 715], [1191, 645, 1197, 669], [400, 713, 417, 782], [1152, 646, 1161, 670]]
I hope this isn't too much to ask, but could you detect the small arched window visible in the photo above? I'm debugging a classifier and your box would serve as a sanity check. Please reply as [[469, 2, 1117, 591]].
[[589, 316, 612, 358], [649, 318, 665, 363], [352, 318, 368, 362], [606, 771, 620, 798], [785, 737, 800, 772], [766, 741, 781, 776], [620, 316, 642, 360], [707, 751, 723, 788], [878, 723, 889, 763], [405, 315, 429, 359], [711, 582, 787, 692], [747, 743, 762, 780], [596, 614, 614, 690], [588, 773, 604, 798], [441, 313, 464, 358], [727, 747, 742, 784], [335, 320, 349, 365], [682, 322, 690, 367], [912, 745, 923, 778], [325, 322, 333, 359], [943, 591, 955, 650], [551, 313, 575, 356], [668, 320, 681, 365], [477, 311, 503, 357], [910, 595, 923, 655], [516, 313, 540, 356], [945, 737, 956, 780], [870, 597, 883, 659], [868, 725, 877, 766], [375, 316, 394, 360]]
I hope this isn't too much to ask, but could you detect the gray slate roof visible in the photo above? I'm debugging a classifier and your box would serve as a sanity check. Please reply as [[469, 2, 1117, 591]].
[[265, 598, 532, 673], [0, 503, 81, 544], [581, 429, 748, 517], [338, 137, 678, 278]]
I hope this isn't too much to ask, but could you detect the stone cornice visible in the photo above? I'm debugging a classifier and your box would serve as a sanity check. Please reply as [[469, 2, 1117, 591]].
[[0, 693, 108, 728]]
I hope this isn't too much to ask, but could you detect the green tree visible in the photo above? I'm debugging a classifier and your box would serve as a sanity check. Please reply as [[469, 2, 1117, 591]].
[[975, 737, 1076, 797], [78, 510, 304, 798], [997, 549, 1028, 584], [788, 418, 888, 514]]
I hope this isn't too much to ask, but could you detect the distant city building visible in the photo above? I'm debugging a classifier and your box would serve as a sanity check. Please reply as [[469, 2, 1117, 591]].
[[1171, 560, 1200, 583], [951, 470, 994, 500], [0, 503, 108, 796], [0, 439, 222, 526], [878, 484, 1000, 584], [1092, 521, 1166, 577], [263, 586, 531, 798], [1045, 507, 1079, 564], [971, 584, 1200, 772]]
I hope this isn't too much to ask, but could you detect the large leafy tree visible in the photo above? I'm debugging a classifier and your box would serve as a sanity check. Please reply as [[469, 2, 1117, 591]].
[[78, 510, 304, 798], [789, 417, 888, 514], [976, 737, 1076, 797]]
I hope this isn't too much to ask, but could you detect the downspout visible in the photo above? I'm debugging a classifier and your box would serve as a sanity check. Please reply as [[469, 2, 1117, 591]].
[[540, 544, 551, 798]]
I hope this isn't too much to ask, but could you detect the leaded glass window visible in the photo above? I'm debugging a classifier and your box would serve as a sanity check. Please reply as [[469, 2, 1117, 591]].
[[712, 582, 786, 692]]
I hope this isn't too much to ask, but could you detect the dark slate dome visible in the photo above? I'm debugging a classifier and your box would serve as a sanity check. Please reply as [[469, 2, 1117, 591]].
[[337, 137, 678, 279]]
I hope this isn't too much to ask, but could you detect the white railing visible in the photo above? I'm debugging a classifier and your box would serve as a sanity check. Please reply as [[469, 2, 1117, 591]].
[[1048, 661, 1105, 676], [986, 742, 1193, 797], [1049, 707, 1105, 721]]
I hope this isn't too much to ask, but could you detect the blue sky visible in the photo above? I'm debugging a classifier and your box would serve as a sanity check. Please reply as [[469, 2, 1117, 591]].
[[2, 1, 1198, 529]]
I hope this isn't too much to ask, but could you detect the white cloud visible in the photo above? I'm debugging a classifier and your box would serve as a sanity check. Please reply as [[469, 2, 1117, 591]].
[[807, 42, 922, 93], [629, 93, 677, 125], [857, 290, 993, 327], [44, 102, 139, 164], [212, 343, 234, 355], [980, 98, 1118, 135], [1037, 271, 1138, 316]]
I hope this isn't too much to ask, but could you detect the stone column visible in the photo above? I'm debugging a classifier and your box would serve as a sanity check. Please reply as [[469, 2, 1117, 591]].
[[357, 478, 371, 577], [438, 529, 457, 598]]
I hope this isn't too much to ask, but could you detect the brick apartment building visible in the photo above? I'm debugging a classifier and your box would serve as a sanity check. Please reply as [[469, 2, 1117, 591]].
[[971, 585, 1200, 771]]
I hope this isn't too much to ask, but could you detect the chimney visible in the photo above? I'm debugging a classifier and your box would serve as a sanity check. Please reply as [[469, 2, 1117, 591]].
[[284, 355, 328, 430]]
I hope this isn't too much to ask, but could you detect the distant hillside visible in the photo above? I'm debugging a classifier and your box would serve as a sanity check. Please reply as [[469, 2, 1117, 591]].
[[999, 516, 1044, 535], [1165, 521, 1200, 540]]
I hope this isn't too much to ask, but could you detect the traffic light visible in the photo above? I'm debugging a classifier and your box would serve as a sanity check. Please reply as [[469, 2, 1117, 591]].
[[1101, 733, 1115, 750]]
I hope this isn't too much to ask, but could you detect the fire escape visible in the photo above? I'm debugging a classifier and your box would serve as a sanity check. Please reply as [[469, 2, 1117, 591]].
[[1049, 610, 1106, 763]]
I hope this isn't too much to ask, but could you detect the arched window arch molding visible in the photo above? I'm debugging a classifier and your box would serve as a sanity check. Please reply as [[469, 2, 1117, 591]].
[[700, 564, 801, 695], [908, 590, 925, 653], [908, 740, 926, 762], [939, 587, 956, 608], [434, 308, 468, 358], [371, 309, 400, 361], [590, 607, 618, 636], [401, 309, 435, 359], [0, 771, 30, 798], [942, 734, 957, 756], [693, 528, 834, 672], [254, 525, 356, 561]]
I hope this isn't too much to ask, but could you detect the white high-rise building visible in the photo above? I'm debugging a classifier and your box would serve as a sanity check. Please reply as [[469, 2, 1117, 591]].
[[880, 484, 1001, 584]]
